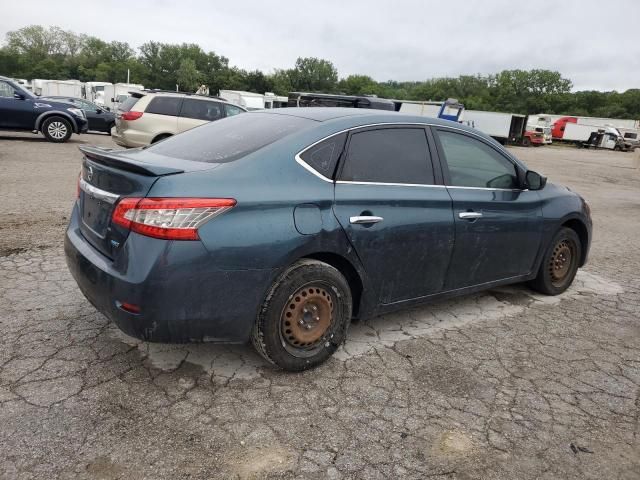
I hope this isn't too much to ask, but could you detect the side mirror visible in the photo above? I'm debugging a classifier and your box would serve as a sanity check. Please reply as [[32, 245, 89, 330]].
[[13, 93, 25, 100], [525, 170, 547, 190], [96, 109, 103, 114], [104, 106, 111, 112]]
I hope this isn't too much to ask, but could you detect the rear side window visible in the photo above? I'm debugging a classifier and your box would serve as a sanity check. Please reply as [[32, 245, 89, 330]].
[[149, 113, 313, 163], [225, 104, 244, 117], [299, 133, 346, 178], [119, 96, 139, 112], [145, 96, 182, 116], [339, 128, 434, 184], [180, 99, 224, 121]]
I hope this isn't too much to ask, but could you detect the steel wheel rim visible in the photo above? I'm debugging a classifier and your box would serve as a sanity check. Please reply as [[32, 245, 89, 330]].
[[280, 283, 334, 358], [48, 121, 67, 139], [549, 239, 576, 287]]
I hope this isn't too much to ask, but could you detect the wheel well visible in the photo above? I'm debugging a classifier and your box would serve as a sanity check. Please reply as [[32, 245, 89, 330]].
[[151, 133, 172, 144], [37, 112, 76, 132], [303, 252, 364, 317], [562, 219, 589, 266]]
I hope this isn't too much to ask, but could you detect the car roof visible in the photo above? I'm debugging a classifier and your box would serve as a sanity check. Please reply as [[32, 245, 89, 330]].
[[142, 91, 245, 107], [257, 107, 479, 131]]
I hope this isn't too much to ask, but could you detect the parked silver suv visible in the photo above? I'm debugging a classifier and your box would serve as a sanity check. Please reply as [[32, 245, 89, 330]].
[[112, 91, 246, 147]]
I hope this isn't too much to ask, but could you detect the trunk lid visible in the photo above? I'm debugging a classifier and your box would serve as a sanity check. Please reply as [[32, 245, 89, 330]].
[[77, 146, 216, 259]]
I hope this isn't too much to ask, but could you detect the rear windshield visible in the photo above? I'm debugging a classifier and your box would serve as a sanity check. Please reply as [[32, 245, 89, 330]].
[[119, 96, 139, 112], [148, 113, 314, 163]]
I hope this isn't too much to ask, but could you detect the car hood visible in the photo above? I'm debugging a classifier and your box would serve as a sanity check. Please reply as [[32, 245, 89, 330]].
[[37, 98, 77, 109]]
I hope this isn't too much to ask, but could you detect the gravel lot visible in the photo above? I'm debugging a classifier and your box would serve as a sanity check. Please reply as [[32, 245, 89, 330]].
[[1, 131, 639, 479]]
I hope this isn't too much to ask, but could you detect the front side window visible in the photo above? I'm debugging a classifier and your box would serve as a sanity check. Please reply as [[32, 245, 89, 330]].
[[0, 81, 16, 98], [437, 130, 519, 189], [180, 99, 224, 121], [339, 128, 434, 184], [145, 96, 182, 116], [300, 133, 347, 178]]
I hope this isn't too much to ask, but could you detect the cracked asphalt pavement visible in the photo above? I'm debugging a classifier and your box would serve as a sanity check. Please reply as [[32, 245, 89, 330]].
[[1, 132, 640, 479]]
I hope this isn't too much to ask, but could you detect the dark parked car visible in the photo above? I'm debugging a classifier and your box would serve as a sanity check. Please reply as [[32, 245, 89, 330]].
[[0, 75, 88, 142], [41, 96, 116, 134], [65, 108, 592, 371]]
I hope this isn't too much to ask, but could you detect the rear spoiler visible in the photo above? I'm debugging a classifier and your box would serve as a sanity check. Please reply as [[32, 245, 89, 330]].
[[79, 146, 184, 176]]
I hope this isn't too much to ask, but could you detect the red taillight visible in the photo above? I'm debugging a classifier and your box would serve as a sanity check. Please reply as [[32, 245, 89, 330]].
[[121, 111, 143, 121], [112, 197, 236, 240]]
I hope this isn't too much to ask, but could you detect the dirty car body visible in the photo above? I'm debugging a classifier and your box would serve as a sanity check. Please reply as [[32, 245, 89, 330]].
[[65, 108, 592, 369]]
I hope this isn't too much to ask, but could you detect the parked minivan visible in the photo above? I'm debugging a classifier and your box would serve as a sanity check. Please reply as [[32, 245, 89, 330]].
[[112, 91, 246, 147]]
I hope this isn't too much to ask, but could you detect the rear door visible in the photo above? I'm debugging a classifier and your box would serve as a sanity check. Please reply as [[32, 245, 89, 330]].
[[333, 126, 454, 304], [433, 128, 543, 289], [178, 98, 224, 133]]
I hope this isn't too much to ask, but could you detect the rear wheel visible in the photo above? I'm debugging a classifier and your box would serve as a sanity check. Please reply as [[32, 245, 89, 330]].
[[252, 260, 352, 371], [529, 227, 581, 295], [522, 136, 531, 147], [42, 116, 72, 143]]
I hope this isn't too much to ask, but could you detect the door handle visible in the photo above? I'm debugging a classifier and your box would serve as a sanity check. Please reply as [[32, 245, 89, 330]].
[[350, 215, 384, 225], [458, 211, 483, 220]]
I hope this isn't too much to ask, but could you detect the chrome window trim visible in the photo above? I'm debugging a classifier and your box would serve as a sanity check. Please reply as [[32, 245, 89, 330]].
[[447, 185, 528, 192], [336, 180, 445, 188], [293, 122, 525, 190], [79, 178, 120, 204]]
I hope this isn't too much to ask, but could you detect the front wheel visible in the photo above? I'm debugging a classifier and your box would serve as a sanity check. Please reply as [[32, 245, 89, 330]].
[[42, 116, 72, 143], [529, 227, 581, 295], [252, 260, 352, 371]]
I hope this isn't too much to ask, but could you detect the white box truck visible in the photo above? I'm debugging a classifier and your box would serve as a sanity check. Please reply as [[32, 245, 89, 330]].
[[111, 83, 144, 110], [462, 110, 527, 144], [85, 82, 114, 108], [564, 123, 627, 150]]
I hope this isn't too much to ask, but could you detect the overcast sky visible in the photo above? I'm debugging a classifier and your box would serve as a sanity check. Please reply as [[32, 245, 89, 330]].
[[1, 0, 638, 91]]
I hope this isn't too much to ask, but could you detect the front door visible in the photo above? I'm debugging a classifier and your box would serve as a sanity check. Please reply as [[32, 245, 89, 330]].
[[0, 81, 35, 129], [433, 128, 543, 290], [333, 126, 455, 304]]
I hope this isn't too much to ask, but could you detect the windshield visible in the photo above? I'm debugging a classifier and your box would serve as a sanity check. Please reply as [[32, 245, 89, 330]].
[[148, 112, 314, 163]]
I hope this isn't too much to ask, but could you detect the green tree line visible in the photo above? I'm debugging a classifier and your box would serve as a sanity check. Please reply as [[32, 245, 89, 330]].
[[1, 25, 639, 119]]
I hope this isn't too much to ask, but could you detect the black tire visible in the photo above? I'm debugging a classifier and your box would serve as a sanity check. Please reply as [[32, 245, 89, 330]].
[[107, 122, 115, 135], [522, 136, 531, 147], [529, 227, 581, 295], [252, 259, 352, 371], [41, 116, 72, 143], [151, 133, 171, 144]]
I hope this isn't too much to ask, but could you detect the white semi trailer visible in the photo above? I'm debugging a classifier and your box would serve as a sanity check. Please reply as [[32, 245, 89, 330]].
[[462, 110, 527, 144], [32, 79, 83, 97], [219, 90, 266, 110]]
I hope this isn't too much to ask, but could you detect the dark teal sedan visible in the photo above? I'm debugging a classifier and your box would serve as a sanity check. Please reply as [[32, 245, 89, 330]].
[[65, 108, 592, 371]]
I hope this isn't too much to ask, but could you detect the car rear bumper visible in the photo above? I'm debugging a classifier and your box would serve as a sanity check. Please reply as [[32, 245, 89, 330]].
[[111, 126, 151, 148], [64, 203, 275, 343]]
